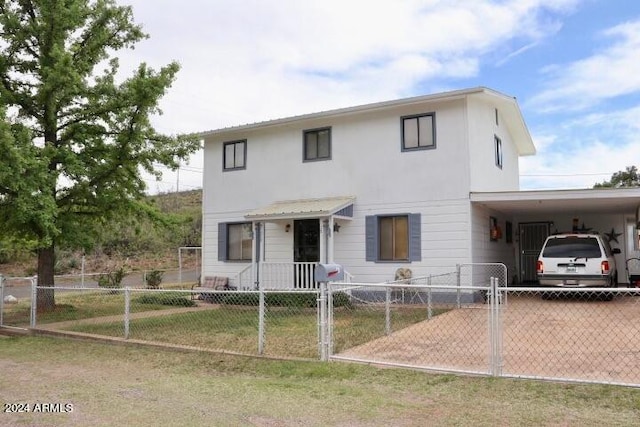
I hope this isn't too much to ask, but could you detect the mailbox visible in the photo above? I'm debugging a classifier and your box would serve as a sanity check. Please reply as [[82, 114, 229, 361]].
[[314, 263, 344, 282]]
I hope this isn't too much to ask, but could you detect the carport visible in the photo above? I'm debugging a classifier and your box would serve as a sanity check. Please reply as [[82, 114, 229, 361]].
[[471, 188, 640, 285]]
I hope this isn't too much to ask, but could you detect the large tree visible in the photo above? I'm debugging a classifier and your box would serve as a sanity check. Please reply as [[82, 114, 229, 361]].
[[0, 0, 200, 311], [593, 166, 640, 189]]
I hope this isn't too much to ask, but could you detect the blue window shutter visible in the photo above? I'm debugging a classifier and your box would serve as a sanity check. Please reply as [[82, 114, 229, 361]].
[[408, 213, 421, 261], [218, 222, 227, 261], [365, 215, 378, 261]]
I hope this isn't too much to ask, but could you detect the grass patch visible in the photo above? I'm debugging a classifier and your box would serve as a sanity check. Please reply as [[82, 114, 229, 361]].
[[1, 336, 639, 427], [333, 305, 448, 352], [65, 304, 440, 359], [2, 290, 195, 326]]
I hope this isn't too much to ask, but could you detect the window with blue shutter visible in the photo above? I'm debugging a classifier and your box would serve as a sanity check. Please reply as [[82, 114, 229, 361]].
[[218, 222, 252, 261], [365, 214, 421, 262]]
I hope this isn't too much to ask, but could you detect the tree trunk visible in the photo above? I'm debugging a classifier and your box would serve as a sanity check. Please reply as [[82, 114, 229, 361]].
[[36, 244, 56, 312]]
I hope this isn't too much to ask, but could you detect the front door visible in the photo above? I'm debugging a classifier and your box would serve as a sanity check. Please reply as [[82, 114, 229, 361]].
[[519, 222, 550, 283], [294, 219, 320, 288]]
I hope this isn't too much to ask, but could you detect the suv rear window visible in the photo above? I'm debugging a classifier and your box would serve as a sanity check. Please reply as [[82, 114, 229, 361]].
[[541, 236, 602, 258]]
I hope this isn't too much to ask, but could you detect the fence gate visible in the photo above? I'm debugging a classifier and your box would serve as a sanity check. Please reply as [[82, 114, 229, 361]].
[[327, 264, 507, 376]]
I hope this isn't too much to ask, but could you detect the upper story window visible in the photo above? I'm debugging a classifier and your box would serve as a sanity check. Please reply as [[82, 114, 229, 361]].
[[303, 127, 331, 161], [223, 140, 246, 171], [402, 113, 435, 151], [494, 135, 503, 169]]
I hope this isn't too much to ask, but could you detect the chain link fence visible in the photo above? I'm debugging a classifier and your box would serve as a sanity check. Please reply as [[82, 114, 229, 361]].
[[11, 285, 326, 360], [329, 265, 640, 387], [3, 263, 640, 387], [329, 272, 499, 376]]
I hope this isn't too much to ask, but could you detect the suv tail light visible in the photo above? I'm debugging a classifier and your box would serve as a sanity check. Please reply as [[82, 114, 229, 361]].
[[601, 261, 610, 274], [536, 260, 544, 274]]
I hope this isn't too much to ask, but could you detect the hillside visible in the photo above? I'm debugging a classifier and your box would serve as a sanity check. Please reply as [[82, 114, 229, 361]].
[[0, 189, 203, 277]]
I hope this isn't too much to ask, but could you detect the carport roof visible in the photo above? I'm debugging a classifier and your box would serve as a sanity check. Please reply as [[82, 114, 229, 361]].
[[470, 188, 640, 215]]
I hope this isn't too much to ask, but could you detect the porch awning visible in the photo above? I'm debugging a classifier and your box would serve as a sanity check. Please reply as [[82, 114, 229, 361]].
[[245, 196, 355, 221]]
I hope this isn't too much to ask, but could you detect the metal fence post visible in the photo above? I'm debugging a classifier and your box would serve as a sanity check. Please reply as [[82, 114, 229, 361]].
[[319, 282, 328, 361], [488, 277, 503, 377], [124, 287, 130, 339], [456, 264, 461, 308], [427, 275, 433, 320], [327, 284, 334, 357], [258, 288, 265, 355], [81, 255, 85, 287], [385, 286, 391, 335], [30, 276, 37, 328]]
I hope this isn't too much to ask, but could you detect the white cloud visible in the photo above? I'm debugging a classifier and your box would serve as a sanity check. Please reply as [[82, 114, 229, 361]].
[[520, 106, 640, 189], [528, 19, 640, 112], [118, 0, 581, 131], [520, 140, 640, 189]]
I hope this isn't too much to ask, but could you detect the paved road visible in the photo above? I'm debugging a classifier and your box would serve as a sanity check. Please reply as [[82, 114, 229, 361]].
[[2, 268, 199, 300]]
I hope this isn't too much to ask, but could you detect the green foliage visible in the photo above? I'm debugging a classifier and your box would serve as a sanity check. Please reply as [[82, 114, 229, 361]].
[[134, 293, 195, 307], [0, 1, 201, 307], [210, 292, 353, 308], [98, 266, 126, 289], [94, 190, 202, 257], [145, 270, 164, 289], [594, 166, 640, 188]]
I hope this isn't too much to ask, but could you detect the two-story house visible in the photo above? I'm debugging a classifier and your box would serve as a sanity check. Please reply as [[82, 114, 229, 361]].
[[199, 87, 640, 292]]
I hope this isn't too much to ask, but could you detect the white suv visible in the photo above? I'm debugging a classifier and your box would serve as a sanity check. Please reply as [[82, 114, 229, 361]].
[[536, 233, 621, 289]]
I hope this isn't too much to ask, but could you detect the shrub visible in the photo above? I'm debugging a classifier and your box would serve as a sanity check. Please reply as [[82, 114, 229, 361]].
[[215, 291, 352, 308], [135, 293, 195, 307], [145, 270, 164, 289], [98, 266, 126, 289]]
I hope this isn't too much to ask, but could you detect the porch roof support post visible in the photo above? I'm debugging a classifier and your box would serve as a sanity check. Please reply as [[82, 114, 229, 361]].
[[328, 216, 335, 263], [322, 218, 332, 264], [254, 221, 262, 290]]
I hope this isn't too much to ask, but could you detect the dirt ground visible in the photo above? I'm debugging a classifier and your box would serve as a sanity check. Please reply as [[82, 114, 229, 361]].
[[335, 293, 640, 385]]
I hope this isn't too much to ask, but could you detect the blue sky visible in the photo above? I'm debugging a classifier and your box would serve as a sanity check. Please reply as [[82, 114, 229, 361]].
[[119, 0, 640, 193]]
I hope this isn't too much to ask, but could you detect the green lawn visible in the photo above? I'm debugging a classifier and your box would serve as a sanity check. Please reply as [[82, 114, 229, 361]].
[[2, 289, 192, 326], [66, 305, 438, 359]]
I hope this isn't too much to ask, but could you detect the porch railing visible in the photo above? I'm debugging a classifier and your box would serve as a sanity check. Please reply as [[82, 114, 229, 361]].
[[233, 262, 353, 290]]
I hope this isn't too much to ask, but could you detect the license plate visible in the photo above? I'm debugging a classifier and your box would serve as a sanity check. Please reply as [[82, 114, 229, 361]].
[[566, 266, 576, 272]]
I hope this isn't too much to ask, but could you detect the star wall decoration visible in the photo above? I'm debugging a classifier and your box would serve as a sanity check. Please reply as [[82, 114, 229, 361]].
[[605, 228, 622, 244]]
